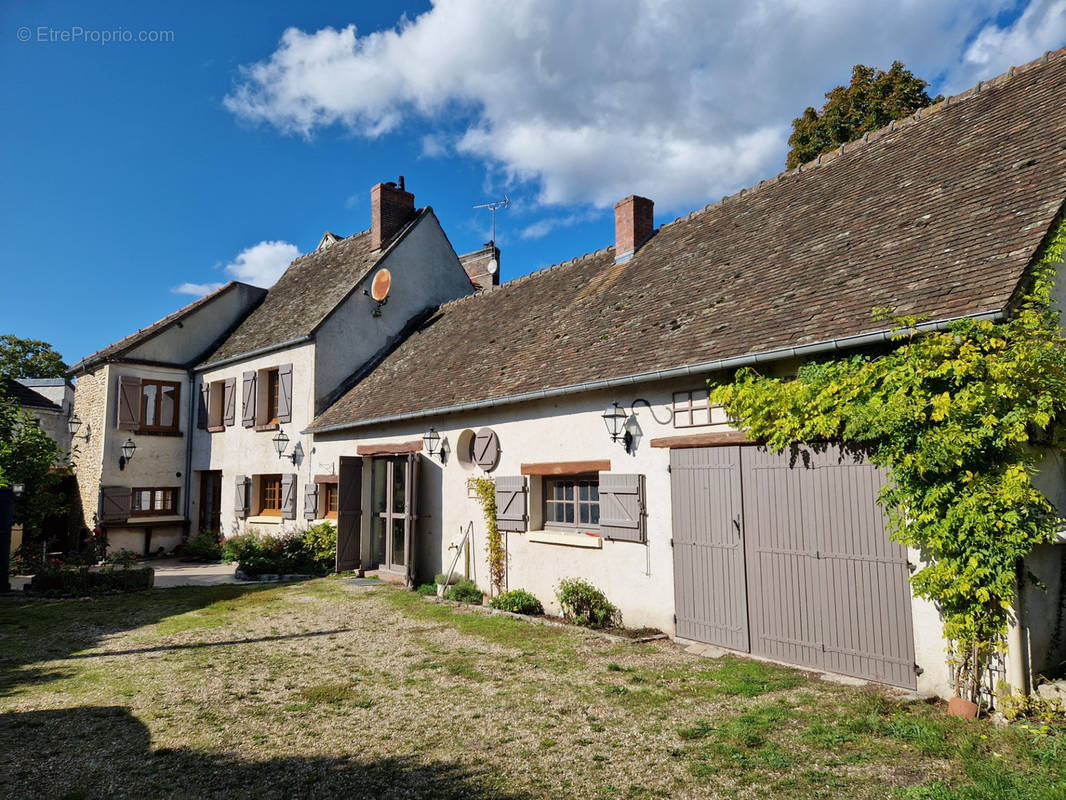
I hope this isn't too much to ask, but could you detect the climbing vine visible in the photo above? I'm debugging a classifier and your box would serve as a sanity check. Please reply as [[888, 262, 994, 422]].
[[711, 214, 1066, 701], [470, 477, 504, 596]]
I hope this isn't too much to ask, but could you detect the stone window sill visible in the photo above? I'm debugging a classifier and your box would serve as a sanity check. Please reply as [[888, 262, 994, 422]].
[[254, 423, 279, 432], [246, 515, 282, 525], [206, 425, 225, 433], [135, 428, 183, 437], [119, 515, 186, 525], [527, 529, 602, 548]]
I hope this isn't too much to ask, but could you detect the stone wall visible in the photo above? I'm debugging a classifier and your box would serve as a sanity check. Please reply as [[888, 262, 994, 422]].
[[70, 365, 110, 531]]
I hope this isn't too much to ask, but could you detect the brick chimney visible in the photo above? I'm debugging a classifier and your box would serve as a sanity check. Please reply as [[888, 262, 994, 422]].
[[371, 177, 416, 250], [614, 195, 654, 264], [459, 245, 501, 291]]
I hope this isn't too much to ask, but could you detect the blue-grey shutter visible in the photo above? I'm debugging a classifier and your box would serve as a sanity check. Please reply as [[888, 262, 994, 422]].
[[598, 473, 646, 542], [242, 372, 256, 427], [281, 473, 297, 520], [223, 378, 236, 426], [234, 475, 248, 518], [278, 364, 293, 424], [198, 381, 209, 430], [495, 476, 527, 532], [117, 376, 141, 430], [100, 486, 131, 523], [473, 428, 500, 471], [304, 481, 318, 520]]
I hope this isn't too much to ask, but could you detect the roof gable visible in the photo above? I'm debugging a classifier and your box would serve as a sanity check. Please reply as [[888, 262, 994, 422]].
[[311, 49, 1066, 432]]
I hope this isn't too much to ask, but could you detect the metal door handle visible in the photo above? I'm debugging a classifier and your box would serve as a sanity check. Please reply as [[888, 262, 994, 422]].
[[732, 517, 742, 536]]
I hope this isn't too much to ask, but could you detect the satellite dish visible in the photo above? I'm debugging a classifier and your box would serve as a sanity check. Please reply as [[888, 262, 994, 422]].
[[486, 258, 498, 275], [371, 268, 391, 302]]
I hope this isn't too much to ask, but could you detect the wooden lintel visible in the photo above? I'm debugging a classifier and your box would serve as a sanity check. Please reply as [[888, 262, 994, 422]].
[[649, 431, 752, 449], [313, 473, 339, 484], [356, 440, 422, 456], [520, 460, 611, 476]]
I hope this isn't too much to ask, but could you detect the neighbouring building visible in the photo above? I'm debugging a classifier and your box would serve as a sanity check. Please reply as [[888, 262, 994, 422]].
[[69, 49, 1066, 700], [3, 377, 75, 459]]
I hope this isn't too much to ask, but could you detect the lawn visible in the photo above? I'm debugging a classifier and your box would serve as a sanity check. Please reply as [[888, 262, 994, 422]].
[[0, 580, 1063, 799]]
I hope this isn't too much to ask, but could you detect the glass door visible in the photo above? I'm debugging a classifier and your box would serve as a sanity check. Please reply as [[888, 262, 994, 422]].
[[370, 456, 410, 572], [198, 471, 222, 533]]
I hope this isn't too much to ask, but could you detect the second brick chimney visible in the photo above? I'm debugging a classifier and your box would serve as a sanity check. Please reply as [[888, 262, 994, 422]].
[[614, 195, 654, 264], [371, 177, 416, 250]]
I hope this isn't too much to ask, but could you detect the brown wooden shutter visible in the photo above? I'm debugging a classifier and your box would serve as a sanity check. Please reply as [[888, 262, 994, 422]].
[[234, 475, 248, 518], [473, 428, 501, 471], [223, 378, 236, 426], [198, 381, 209, 430], [495, 476, 527, 532], [304, 481, 318, 520], [403, 453, 421, 584], [278, 363, 293, 424], [117, 376, 141, 430], [281, 474, 297, 520], [598, 473, 646, 543], [337, 456, 363, 571], [99, 486, 131, 523], [242, 372, 256, 427]]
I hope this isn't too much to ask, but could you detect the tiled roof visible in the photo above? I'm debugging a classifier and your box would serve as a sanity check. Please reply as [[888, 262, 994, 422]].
[[311, 49, 1066, 431], [202, 211, 427, 365], [2, 378, 60, 411], [69, 281, 254, 373]]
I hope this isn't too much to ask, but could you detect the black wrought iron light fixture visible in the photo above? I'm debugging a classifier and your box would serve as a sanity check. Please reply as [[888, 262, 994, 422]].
[[119, 437, 136, 470], [423, 427, 444, 462], [272, 429, 298, 465]]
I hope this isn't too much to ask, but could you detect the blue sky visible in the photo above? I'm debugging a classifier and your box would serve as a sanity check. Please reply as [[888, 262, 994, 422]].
[[2, 1, 1064, 366]]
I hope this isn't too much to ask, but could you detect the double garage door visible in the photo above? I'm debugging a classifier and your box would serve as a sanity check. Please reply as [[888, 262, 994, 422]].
[[671, 445, 917, 689]]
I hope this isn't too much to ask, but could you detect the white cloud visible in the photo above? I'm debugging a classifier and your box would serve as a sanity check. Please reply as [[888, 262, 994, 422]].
[[225, 1, 1053, 212], [943, 0, 1066, 92], [172, 240, 300, 297], [173, 281, 224, 296], [520, 209, 603, 240]]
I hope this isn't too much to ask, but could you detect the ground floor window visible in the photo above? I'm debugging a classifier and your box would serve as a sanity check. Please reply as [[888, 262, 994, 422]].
[[131, 487, 178, 516], [258, 474, 282, 515], [544, 475, 599, 528], [322, 483, 338, 519]]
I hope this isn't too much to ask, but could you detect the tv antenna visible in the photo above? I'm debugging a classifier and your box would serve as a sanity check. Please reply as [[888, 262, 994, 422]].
[[473, 196, 509, 246]]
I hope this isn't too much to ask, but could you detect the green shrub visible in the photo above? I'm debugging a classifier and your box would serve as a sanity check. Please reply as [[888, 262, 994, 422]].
[[222, 525, 337, 578], [444, 579, 483, 604], [104, 549, 138, 568], [415, 583, 437, 597], [183, 530, 222, 561], [489, 588, 544, 615], [555, 577, 620, 628], [434, 572, 459, 586], [26, 566, 153, 596]]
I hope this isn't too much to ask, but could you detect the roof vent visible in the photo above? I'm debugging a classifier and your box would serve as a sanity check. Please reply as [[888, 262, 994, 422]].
[[614, 195, 654, 264]]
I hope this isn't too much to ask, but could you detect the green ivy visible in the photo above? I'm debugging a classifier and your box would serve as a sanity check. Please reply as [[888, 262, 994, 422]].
[[711, 213, 1066, 701], [470, 477, 504, 596]]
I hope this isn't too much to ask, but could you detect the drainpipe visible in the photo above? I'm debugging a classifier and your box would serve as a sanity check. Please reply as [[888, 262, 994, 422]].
[[181, 369, 195, 539], [1006, 561, 1032, 696]]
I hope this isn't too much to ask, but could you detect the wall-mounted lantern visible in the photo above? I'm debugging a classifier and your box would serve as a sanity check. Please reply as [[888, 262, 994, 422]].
[[602, 402, 627, 443], [119, 437, 136, 470], [423, 427, 444, 462], [273, 429, 298, 465], [68, 413, 89, 441], [12, 483, 24, 497]]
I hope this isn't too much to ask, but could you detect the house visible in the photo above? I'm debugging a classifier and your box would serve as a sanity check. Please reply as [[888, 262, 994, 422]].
[[2, 377, 74, 459], [68, 282, 268, 554], [303, 48, 1066, 699]]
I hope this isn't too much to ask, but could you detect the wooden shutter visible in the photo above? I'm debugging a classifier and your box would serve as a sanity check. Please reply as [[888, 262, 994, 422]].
[[117, 376, 141, 430], [242, 372, 256, 427], [403, 453, 422, 583], [337, 456, 363, 571], [598, 473, 646, 543], [234, 475, 248, 518], [473, 428, 501, 471], [223, 378, 236, 426], [99, 486, 131, 523], [495, 476, 527, 532], [281, 474, 297, 520], [304, 481, 319, 520], [198, 381, 209, 430], [278, 363, 293, 424]]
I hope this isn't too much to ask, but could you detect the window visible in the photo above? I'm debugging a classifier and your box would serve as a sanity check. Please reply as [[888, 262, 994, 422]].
[[323, 483, 338, 519], [259, 474, 283, 515], [207, 380, 224, 428], [265, 368, 280, 424], [672, 388, 711, 428], [140, 380, 180, 431], [131, 487, 178, 516], [544, 475, 599, 528]]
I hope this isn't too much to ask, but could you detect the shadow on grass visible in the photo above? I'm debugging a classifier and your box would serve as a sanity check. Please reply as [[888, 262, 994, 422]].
[[0, 583, 282, 697], [0, 705, 526, 800]]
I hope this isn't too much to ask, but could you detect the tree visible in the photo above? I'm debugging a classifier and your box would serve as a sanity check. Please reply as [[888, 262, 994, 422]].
[[0, 386, 69, 541], [0, 335, 68, 379], [786, 61, 942, 169]]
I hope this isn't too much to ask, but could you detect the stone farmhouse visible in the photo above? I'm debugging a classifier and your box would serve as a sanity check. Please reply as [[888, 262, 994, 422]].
[[70, 49, 1066, 699]]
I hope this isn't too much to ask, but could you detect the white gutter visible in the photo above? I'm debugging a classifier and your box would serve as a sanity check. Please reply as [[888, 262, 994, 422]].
[[305, 309, 1004, 435], [195, 335, 312, 373]]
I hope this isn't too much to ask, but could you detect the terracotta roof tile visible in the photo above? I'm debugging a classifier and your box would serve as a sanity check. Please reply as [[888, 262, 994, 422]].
[[312, 49, 1066, 431]]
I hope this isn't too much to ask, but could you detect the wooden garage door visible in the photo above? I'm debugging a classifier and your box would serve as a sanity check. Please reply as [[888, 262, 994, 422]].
[[670, 446, 749, 652], [671, 445, 917, 689]]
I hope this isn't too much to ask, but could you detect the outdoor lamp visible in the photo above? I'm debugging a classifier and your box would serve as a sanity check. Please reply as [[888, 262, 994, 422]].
[[602, 402, 627, 442], [423, 427, 441, 459], [119, 437, 136, 470], [67, 413, 82, 438], [12, 483, 24, 497]]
